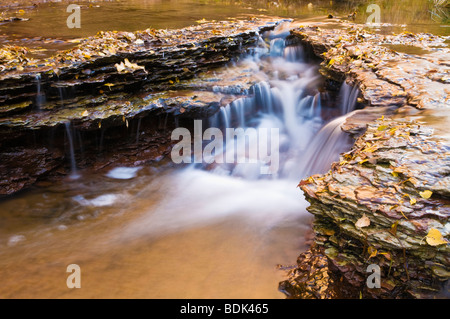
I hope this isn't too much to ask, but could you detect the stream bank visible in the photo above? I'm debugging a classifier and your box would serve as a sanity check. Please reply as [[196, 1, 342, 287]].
[[280, 21, 450, 299], [0, 18, 283, 195]]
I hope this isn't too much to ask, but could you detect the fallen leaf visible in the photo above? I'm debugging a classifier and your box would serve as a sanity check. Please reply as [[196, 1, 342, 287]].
[[115, 59, 146, 73], [367, 246, 377, 258], [115, 61, 126, 72], [389, 221, 399, 236], [425, 228, 448, 246], [355, 214, 370, 228], [419, 190, 432, 199]]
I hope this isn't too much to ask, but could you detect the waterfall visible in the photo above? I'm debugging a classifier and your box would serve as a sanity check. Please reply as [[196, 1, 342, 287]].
[[64, 122, 79, 179], [35, 73, 44, 110], [195, 34, 357, 182], [126, 26, 361, 238], [136, 117, 142, 143], [269, 38, 285, 57], [339, 81, 360, 115], [284, 45, 304, 62], [296, 111, 355, 178], [219, 106, 230, 129]]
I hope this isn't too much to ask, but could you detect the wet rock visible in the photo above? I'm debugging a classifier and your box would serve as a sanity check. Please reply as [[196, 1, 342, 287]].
[[0, 18, 283, 112], [0, 147, 63, 195], [297, 117, 450, 298], [291, 24, 450, 109], [279, 243, 339, 299], [0, 19, 287, 195]]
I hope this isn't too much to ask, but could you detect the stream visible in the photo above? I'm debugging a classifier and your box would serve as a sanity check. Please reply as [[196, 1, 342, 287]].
[[0, 0, 446, 299], [0, 21, 361, 298]]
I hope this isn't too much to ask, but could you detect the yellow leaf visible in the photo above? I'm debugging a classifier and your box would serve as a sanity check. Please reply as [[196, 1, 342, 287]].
[[409, 197, 416, 205], [361, 145, 378, 153], [419, 190, 432, 199], [367, 246, 377, 258], [359, 159, 368, 165], [389, 221, 399, 236], [355, 214, 370, 228], [400, 211, 409, 220], [377, 125, 388, 131], [328, 58, 335, 65], [389, 127, 398, 135], [81, 110, 89, 117], [425, 228, 448, 246]]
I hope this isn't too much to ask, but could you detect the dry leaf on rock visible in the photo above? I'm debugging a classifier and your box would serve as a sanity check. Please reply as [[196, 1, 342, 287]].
[[355, 214, 370, 228], [419, 190, 433, 199], [425, 228, 448, 246]]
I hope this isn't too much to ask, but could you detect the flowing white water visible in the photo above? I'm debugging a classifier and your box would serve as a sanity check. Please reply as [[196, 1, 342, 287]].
[[123, 28, 359, 239], [64, 122, 79, 179], [35, 73, 43, 110]]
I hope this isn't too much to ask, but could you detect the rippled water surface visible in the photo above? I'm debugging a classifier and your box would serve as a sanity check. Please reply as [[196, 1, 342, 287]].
[[1, 0, 447, 53]]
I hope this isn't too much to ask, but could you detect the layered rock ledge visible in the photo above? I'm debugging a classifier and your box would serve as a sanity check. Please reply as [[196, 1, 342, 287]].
[[291, 23, 449, 109], [280, 22, 449, 299], [0, 18, 284, 196]]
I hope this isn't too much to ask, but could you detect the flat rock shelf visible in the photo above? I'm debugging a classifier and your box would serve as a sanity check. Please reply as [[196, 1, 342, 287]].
[[0, 18, 286, 196]]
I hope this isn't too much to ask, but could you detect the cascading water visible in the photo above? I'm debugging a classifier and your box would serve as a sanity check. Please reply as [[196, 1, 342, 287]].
[[124, 25, 359, 238], [64, 122, 79, 179], [339, 81, 360, 115], [35, 73, 44, 110]]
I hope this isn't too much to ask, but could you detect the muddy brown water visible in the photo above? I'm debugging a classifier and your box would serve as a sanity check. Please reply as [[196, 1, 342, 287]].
[[0, 165, 312, 298], [1, 0, 448, 56]]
